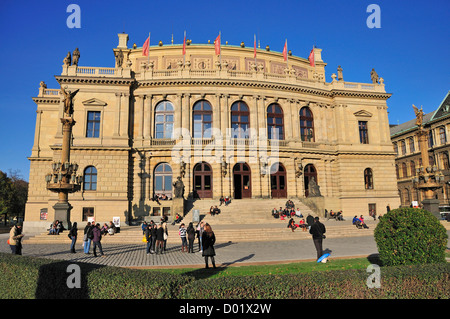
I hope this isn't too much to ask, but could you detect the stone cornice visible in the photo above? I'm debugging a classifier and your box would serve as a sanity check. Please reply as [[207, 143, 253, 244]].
[[136, 78, 391, 100], [55, 75, 135, 86], [32, 97, 60, 104]]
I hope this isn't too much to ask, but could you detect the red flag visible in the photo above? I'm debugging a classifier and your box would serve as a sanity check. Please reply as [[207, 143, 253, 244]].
[[308, 48, 315, 67], [254, 34, 257, 58], [215, 33, 221, 55], [282, 40, 288, 61], [182, 32, 186, 56], [142, 36, 150, 56]]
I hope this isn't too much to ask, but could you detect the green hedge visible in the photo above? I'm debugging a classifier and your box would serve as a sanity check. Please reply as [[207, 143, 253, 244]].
[[374, 207, 448, 266], [1, 253, 448, 299], [180, 263, 450, 299]]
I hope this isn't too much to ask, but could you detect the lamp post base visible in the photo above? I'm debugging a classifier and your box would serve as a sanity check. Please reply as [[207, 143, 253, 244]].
[[53, 201, 73, 229], [421, 198, 441, 219]]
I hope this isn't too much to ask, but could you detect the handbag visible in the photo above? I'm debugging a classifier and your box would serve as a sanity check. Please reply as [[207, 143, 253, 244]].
[[142, 236, 147, 243]]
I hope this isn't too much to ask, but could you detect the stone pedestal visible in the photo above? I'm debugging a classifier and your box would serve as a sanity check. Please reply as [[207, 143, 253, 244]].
[[421, 199, 441, 219], [172, 197, 185, 216], [53, 201, 73, 229]]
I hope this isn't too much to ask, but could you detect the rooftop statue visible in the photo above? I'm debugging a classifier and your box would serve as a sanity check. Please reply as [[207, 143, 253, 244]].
[[63, 52, 71, 66], [370, 68, 379, 84], [413, 104, 424, 128], [72, 48, 80, 66]]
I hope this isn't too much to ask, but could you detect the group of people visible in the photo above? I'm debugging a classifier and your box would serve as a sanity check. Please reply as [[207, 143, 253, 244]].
[[325, 210, 344, 221], [66, 222, 107, 257], [178, 221, 217, 268], [47, 220, 65, 235], [209, 206, 221, 216], [219, 196, 231, 206], [352, 215, 369, 229], [100, 222, 116, 236], [151, 193, 172, 205], [144, 220, 169, 254]]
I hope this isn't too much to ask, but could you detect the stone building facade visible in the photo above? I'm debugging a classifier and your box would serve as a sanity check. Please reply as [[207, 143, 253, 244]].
[[390, 91, 450, 207], [24, 33, 400, 231]]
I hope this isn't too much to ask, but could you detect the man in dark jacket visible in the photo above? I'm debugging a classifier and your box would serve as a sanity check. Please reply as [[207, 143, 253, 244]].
[[92, 223, 105, 257], [309, 217, 326, 260]]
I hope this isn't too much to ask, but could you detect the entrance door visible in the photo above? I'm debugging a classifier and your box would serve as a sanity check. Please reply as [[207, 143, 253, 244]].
[[304, 164, 317, 197], [270, 162, 287, 198], [193, 162, 212, 198], [233, 163, 251, 199]]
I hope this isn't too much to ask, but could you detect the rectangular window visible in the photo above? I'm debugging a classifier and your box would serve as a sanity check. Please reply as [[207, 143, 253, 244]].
[[83, 207, 94, 222], [359, 121, 369, 144], [86, 111, 101, 138]]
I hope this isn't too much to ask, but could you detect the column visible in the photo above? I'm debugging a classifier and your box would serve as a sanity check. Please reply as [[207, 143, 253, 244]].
[[120, 93, 129, 137], [32, 109, 42, 156], [144, 94, 151, 141], [114, 93, 121, 137], [174, 94, 182, 138]]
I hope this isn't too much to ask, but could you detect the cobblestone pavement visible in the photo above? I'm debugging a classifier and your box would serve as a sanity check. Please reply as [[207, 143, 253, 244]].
[[0, 232, 381, 268]]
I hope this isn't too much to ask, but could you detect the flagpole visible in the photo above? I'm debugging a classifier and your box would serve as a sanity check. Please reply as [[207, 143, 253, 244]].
[[148, 32, 151, 65], [254, 34, 257, 66], [183, 30, 186, 66], [286, 39, 289, 69], [219, 31, 221, 65]]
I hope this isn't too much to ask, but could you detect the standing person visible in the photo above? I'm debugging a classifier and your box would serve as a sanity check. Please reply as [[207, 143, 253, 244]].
[[83, 222, 92, 254], [92, 223, 105, 257], [150, 223, 157, 253], [186, 222, 196, 253], [145, 224, 153, 254], [161, 220, 168, 252], [9, 222, 24, 255], [202, 223, 216, 269], [179, 223, 187, 252], [155, 224, 165, 254], [197, 221, 204, 252], [68, 222, 78, 253], [309, 217, 326, 261]]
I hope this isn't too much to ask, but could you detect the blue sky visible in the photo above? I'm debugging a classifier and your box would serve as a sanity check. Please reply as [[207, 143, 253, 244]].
[[0, 0, 448, 181]]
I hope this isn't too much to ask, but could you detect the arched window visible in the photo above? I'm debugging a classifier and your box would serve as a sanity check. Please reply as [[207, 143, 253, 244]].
[[154, 101, 174, 139], [83, 166, 97, 191], [267, 103, 284, 140], [410, 161, 416, 176], [402, 162, 408, 178], [153, 163, 172, 197], [231, 101, 249, 138], [439, 127, 447, 145], [299, 107, 314, 142], [193, 100, 213, 138], [395, 164, 399, 179], [408, 137, 415, 153], [401, 140, 406, 155], [364, 168, 373, 190], [442, 151, 450, 170]]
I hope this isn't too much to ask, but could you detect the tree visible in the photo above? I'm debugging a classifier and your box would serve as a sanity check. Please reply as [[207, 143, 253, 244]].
[[374, 207, 448, 266], [0, 170, 28, 225]]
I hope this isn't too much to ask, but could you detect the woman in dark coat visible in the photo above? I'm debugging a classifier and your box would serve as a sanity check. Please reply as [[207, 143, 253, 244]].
[[201, 223, 216, 269]]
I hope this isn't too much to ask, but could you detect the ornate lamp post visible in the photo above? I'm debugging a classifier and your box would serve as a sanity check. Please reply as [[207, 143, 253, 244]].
[[411, 104, 444, 219], [45, 85, 82, 226]]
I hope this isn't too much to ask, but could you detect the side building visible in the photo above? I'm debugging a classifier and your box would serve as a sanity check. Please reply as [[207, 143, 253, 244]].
[[390, 91, 450, 207], [24, 33, 400, 232]]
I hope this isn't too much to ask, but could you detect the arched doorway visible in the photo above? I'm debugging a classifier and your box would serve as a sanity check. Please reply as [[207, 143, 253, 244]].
[[270, 162, 287, 198], [304, 164, 317, 197], [193, 162, 212, 198], [233, 162, 251, 199]]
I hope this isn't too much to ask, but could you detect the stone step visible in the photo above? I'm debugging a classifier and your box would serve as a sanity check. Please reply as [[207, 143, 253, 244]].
[[24, 223, 374, 244]]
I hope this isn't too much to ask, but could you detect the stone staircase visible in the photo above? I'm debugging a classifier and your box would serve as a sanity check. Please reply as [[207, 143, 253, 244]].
[[183, 198, 316, 225], [23, 198, 384, 244]]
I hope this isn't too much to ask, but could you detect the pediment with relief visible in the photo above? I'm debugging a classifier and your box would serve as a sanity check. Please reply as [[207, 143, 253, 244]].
[[353, 110, 373, 117], [82, 98, 107, 107]]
